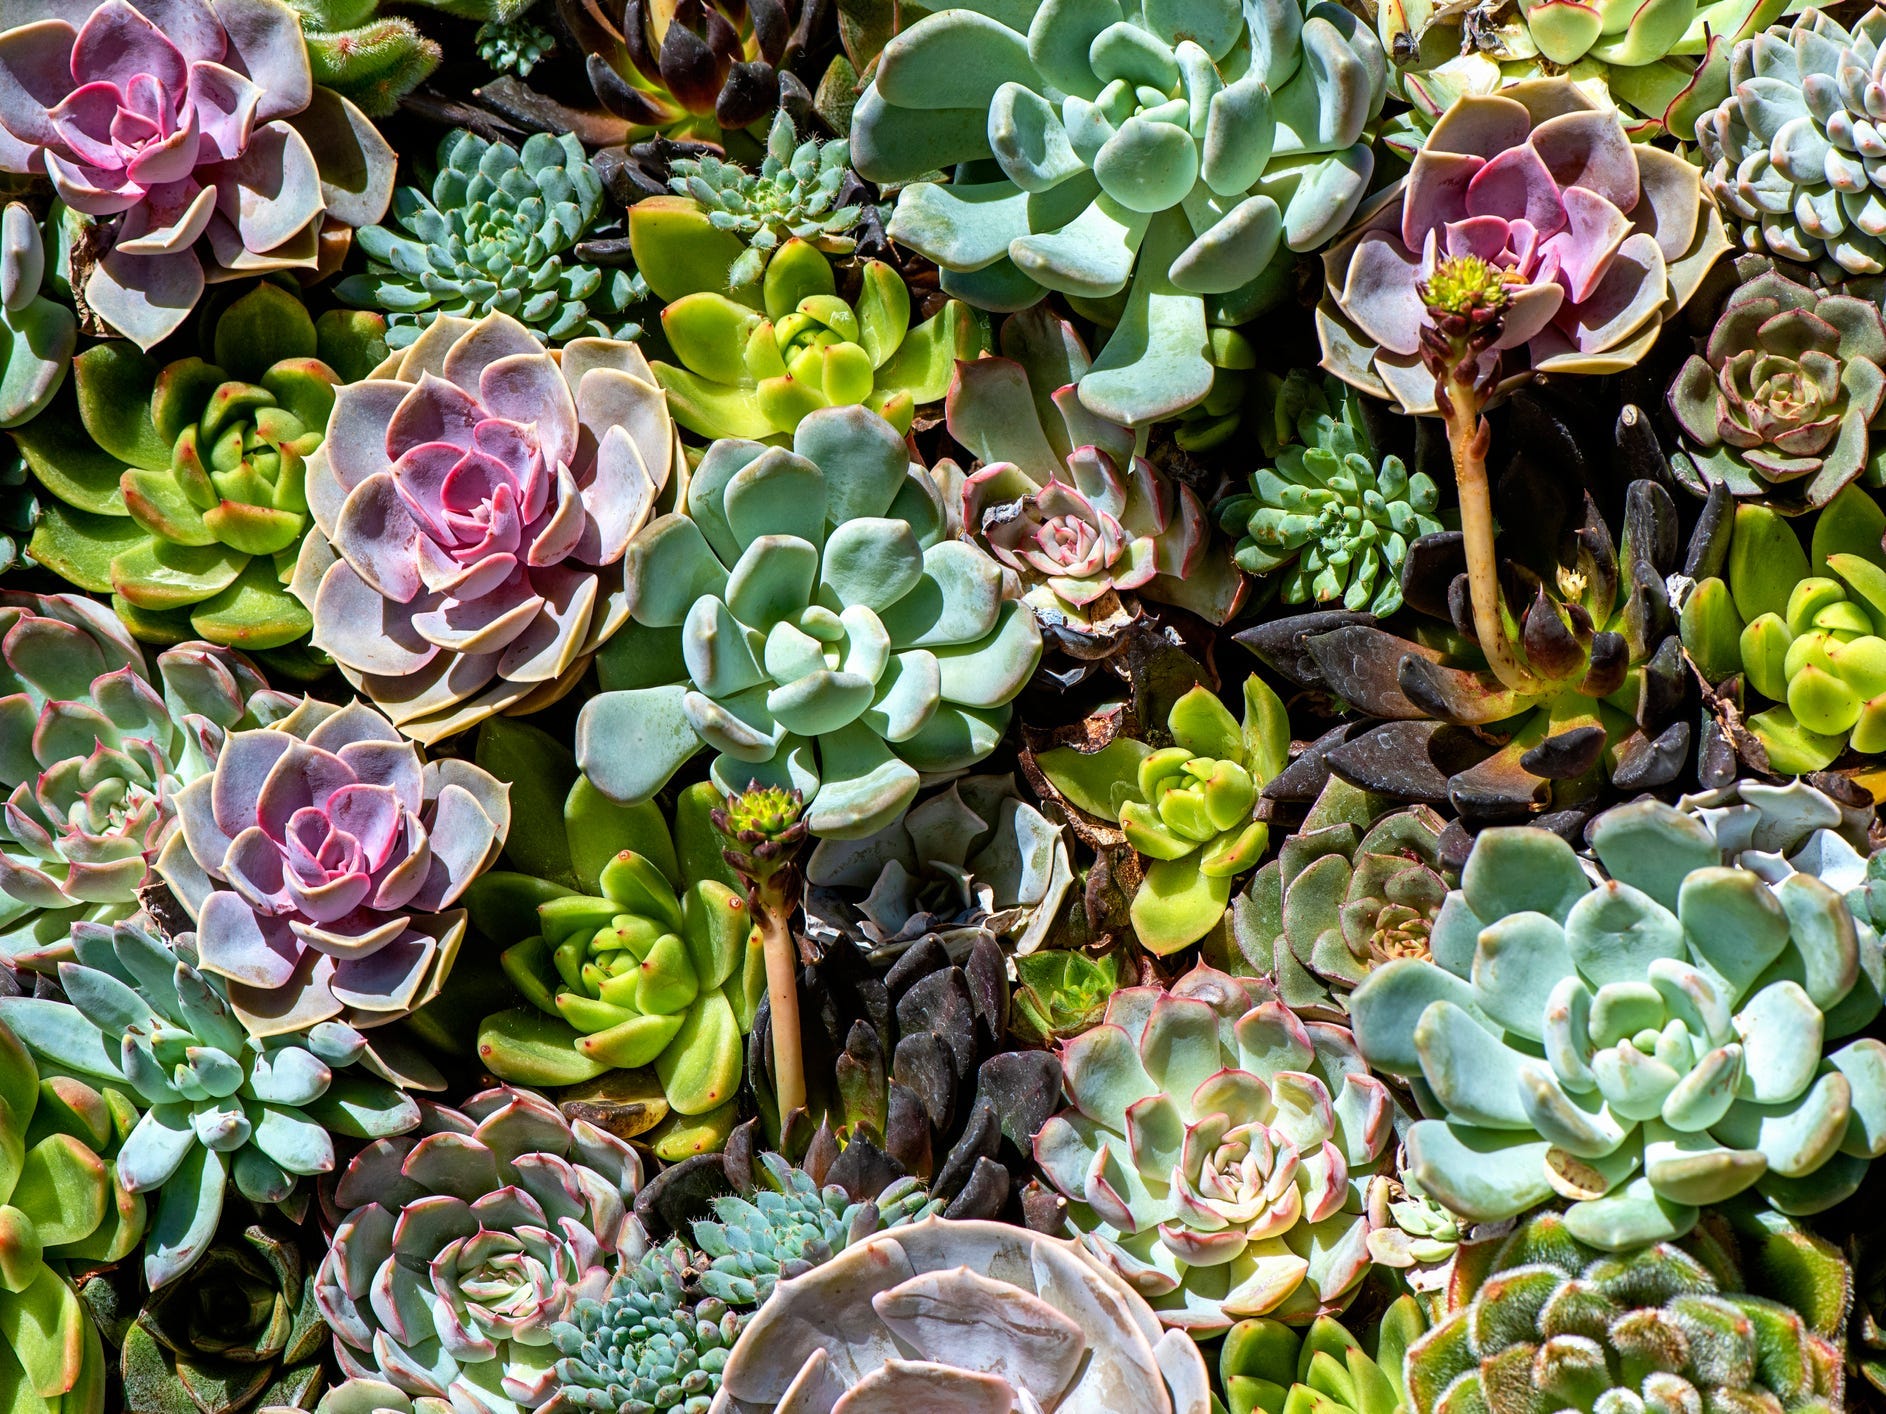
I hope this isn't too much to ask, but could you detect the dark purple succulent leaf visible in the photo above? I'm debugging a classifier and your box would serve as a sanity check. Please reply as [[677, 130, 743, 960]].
[[1446, 572, 1473, 642], [1262, 723, 1368, 804], [1683, 482, 1736, 581], [620, 0, 665, 82], [1519, 585, 1587, 683], [941, 1156, 1010, 1220], [1235, 610, 1376, 690], [974, 1050, 1063, 1151], [633, 1153, 732, 1241], [659, 2, 733, 113], [800, 1115, 839, 1181], [931, 1096, 1000, 1200], [585, 54, 675, 122], [891, 1030, 957, 1133], [1021, 1179, 1067, 1234], [1518, 726, 1608, 780], [1400, 532, 1463, 621], [1308, 626, 1436, 720], [1578, 632, 1629, 699], [1615, 403, 1676, 493], [1569, 493, 1618, 625], [1323, 720, 1466, 806], [827, 1131, 909, 1200], [748, 0, 790, 61], [1396, 654, 1532, 726], [724, 1117, 760, 1191], [882, 1082, 933, 1178], [1620, 480, 1678, 580], [716, 61, 781, 129], [884, 936, 949, 1002], [837, 1019, 889, 1137], [1639, 635, 1688, 731], [965, 935, 1009, 1047], [896, 968, 978, 1082], [1610, 720, 1690, 792], [1446, 741, 1553, 820]]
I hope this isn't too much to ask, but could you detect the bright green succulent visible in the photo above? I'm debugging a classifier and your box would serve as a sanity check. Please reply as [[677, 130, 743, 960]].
[[0, 1016, 145, 1414], [1234, 775, 1454, 1012], [663, 108, 862, 291], [1404, 1209, 1851, 1414], [17, 284, 361, 652], [1680, 486, 1886, 772], [1218, 1295, 1425, 1414], [1350, 800, 1886, 1250], [0, 918, 422, 1290], [549, 1238, 745, 1414], [1221, 372, 1442, 617], [649, 237, 986, 442], [692, 1151, 941, 1308], [121, 1221, 326, 1414], [1038, 676, 1288, 954], [336, 129, 643, 350], [1009, 949, 1123, 1044], [577, 404, 1043, 841], [287, 0, 442, 117], [849, 0, 1388, 428]]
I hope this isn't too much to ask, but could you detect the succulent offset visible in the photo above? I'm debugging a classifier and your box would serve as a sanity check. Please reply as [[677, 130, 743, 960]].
[[155, 696, 511, 1037], [0, 918, 421, 1288], [712, 1216, 1214, 1412], [1403, 1209, 1849, 1414], [1218, 1295, 1424, 1414], [0, 0, 395, 349], [851, 0, 1389, 427], [316, 1085, 649, 1413], [1350, 802, 1886, 1249], [1038, 677, 1288, 953], [1319, 80, 1729, 416], [0, 591, 291, 967], [1221, 372, 1442, 617], [1668, 262, 1886, 511], [337, 130, 643, 350], [19, 284, 346, 651], [1034, 962, 1397, 1332], [577, 404, 1043, 841], [289, 311, 683, 744]]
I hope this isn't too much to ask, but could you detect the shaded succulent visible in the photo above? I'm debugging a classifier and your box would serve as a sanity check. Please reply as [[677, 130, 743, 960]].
[[1009, 948, 1124, 1046], [1035, 962, 1397, 1332], [1235, 775, 1454, 1012], [316, 1086, 650, 1413], [712, 1216, 1212, 1412], [1364, 1164, 1465, 1292], [0, 202, 74, 430], [0, 435, 37, 574], [1697, 9, 1886, 285], [1241, 455, 1689, 824], [1319, 81, 1729, 417], [289, 311, 682, 745], [0, 917, 422, 1288], [803, 772, 1074, 962], [1669, 262, 1886, 511], [648, 237, 984, 441], [748, 934, 1063, 1220], [1221, 372, 1442, 618], [153, 696, 509, 1038], [851, 0, 1389, 428], [577, 404, 1042, 841], [0, 591, 291, 967], [0, 0, 395, 350], [1681, 486, 1886, 772], [946, 307, 1245, 647], [477, 14, 556, 74], [336, 131, 643, 351], [664, 107, 860, 290], [563, 0, 828, 142], [691, 1149, 940, 1307], [1038, 677, 1289, 954], [121, 1221, 326, 1414], [20, 284, 347, 652], [1350, 801, 1886, 1249], [0, 1016, 145, 1414], [1403, 1209, 1849, 1414], [1677, 776, 1875, 886], [549, 1236, 744, 1413], [1218, 1294, 1425, 1414], [288, 0, 442, 118]]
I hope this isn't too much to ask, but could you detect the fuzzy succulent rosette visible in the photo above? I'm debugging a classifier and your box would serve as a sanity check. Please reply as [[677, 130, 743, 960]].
[[289, 312, 684, 745]]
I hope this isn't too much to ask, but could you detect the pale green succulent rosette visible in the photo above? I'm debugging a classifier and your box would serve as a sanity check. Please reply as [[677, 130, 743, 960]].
[[1350, 801, 1886, 1251], [576, 405, 1043, 841]]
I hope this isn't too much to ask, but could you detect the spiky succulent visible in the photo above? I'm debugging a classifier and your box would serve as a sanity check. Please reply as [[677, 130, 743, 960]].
[[1403, 1210, 1849, 1414], [0, 592, 292, 968], [1351, 800, 1886, 1250], [20, 284, 346, 651], [0, 1016, 145, 1414], [316, 1086, 650, 1414], [691, 1150, 941, 1307], [1219, 1295, 1425, 1414], [577, 405, 1042, 841], [1221, 372, 1442, 617], [288, 0, 442, 117], [1698, 9, 1886, 285], [550, 1238, 745, 1413], [0, 918, 422, 1289], [665, 107, 860, 290], [714, 1217, 1213, 1411], [337, 130, 643, 350], [154, 697, 510, 1039], [1034, 962, 1398, 1332]]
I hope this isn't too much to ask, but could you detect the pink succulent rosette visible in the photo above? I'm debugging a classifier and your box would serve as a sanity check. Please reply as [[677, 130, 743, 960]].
[[0, 0, 395, 350], [288, 312, 683, 746], [155, 696, 511, 1037], [1316, 80, 1730, 416]]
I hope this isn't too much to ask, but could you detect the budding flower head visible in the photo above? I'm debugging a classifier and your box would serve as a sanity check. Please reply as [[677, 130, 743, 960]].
[[1418, 254, 1511, 321], [712, 781, 808, 887], [1417, 255, 1517, 401]]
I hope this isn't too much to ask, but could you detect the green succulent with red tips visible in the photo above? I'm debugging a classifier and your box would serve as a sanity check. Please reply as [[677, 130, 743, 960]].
[[17, 284, 382, 653]]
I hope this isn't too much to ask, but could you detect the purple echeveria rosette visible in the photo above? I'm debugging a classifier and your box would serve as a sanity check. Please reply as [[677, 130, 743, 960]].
[[156, 696, 510, 1038]]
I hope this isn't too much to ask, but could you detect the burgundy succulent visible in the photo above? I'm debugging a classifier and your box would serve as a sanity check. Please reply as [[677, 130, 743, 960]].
[[156, 696, 511, 1037], [289, 312, 682, 746], [0, 0, 395, 349], [1317, 81, 1730, 416]]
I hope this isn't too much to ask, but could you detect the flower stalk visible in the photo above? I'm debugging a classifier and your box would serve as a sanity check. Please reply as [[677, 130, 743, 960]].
[[714, 783, 811, 1119]]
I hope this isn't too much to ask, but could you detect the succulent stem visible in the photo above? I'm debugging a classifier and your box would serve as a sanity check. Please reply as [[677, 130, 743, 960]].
[[756, 880, 806, 1118]]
